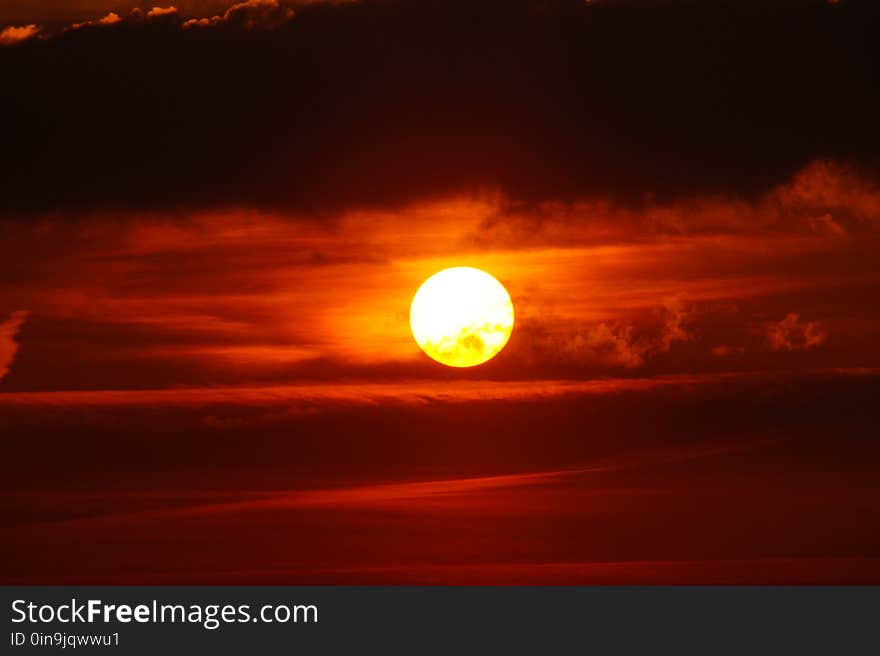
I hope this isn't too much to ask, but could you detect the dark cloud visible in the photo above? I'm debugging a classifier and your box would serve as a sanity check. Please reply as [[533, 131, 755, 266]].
[[182, 0, 295, 30], [510, 300, 694, 370], [1, 0, 878, 217]]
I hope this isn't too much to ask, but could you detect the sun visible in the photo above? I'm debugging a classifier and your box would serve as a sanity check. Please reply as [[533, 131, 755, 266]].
[[409, 266, 515, 367]]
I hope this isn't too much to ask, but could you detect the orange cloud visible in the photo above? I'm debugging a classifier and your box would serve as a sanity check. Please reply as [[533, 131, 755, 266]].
[[471, 161, 880, 247], [147, 6, 178, 17], [71, 13, 122, 29], [774, 161, 880, 234], [0, 24, 39, 45]]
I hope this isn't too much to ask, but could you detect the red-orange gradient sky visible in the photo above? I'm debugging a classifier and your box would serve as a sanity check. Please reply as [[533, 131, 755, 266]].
[[2, 0, 880, 584]]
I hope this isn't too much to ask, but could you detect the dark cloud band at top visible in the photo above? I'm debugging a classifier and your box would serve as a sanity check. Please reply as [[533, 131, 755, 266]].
[[1, 0, 879, 217]]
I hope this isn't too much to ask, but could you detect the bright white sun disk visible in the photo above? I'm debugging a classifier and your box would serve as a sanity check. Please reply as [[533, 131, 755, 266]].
[[409, 266, 514, 367]]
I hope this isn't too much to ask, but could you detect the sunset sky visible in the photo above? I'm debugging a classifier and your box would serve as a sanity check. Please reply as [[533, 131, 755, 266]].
[[2, 0, 880, 584]]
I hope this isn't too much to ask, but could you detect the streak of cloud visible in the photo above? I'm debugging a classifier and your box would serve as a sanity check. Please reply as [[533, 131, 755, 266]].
[[0, 369, 876, 409], [21, 434, 772, 530]]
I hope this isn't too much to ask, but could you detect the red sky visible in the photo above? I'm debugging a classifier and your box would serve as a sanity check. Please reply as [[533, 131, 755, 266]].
[[2, 0, 880, 584], [3, 163, 879, 583]]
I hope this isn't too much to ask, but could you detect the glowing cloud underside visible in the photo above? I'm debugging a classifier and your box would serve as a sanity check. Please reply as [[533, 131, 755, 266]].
[[409, 267, 514, 368]]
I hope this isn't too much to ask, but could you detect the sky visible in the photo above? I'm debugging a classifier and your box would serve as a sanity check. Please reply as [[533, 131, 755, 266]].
[[2, 0, 880, 583]]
